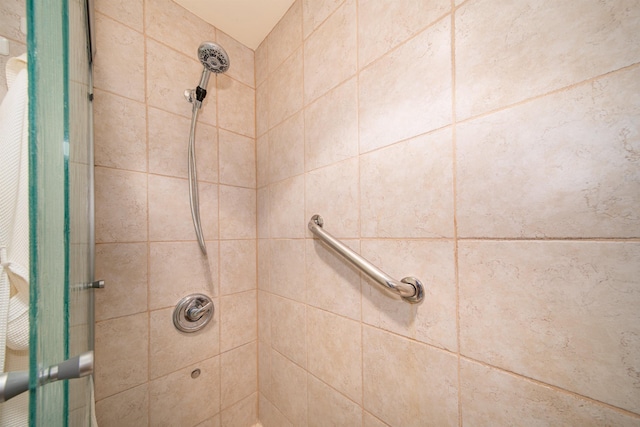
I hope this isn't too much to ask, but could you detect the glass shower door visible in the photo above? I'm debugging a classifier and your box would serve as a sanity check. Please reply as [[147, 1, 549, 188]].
[[27, 0, 95, 425]]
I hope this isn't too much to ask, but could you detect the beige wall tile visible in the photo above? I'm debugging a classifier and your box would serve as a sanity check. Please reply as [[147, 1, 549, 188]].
[[95, 243, 148, 321], [361, 239, 457, 352], [459, 241, 640, 413], [218, 74, 256, 138], [148, 107, 218, 182], [255, 40, 268, 87], [93, 13, 145, 102], [267, 0, 302, 73], [220, 290, 257, 351], [358, 0, 450, 68], [258, 291, 271, 344], [221, 393, 258, 427], [308, 375, 362, 427], [271, 296, 307, 368], [302, 0, 343, 38], [457, 67, 640, 238], [144, 0, 215, 57], [271, 350, 308, 426], [95, 0, 143, 31], [363, 412, 389, 427], [363, 326, 458, 426], [0, 0, 25, 45], [219, 239, 256, 295], [268, 175, 306, 238], [197, 123, 220, 183], [305, 238, 361, 321], [95, 384, 149, 427], [149, 241, 218, 309], [95, 167, 147, 243], [219, 185, 257, 239], [303, 0, 357, 104], [269, 239, 306, 302], [257, 135, 269, 188], [221, 342, 258, 409], [148, 174, 218, 241], [455, 0, 640, 119], [360, 129, 454, 238], [259, 393, 293, 427], [258, 187, 272, 237], [197, 415, 221, 427], [259, 341, 272, 399], [149, 356, 221, 426], [219, 129, 256, 188], [268, 48, 303, 128], [257, 238, 270, 290], [216, 30, 255, 88], [304, 78, 358, 172], [149, 306, 219, 379], [305, 158, 359, 238], [256, 83, 269, 137], [93, 90, 147, 172], [95, 313, 149, 400], [461, 359, 640, 427], [307, 307, 362, 403], [359, 18, 451, 153], [268, 112, 305, 183]]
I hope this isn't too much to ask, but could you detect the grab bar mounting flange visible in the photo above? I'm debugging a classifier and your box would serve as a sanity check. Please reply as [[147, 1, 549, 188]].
[[308, 214, 425, 304]]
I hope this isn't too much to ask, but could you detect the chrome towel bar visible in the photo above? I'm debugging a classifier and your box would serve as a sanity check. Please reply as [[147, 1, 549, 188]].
[[308, 215, 424, 304]]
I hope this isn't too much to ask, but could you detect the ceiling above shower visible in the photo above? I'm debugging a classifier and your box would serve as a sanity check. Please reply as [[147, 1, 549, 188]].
[[172, 0, 296, 50]]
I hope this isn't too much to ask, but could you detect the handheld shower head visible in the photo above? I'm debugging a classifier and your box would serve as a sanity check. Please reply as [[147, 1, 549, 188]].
[[192, 41, 230, 105], [198, 41, 230, 74], [186, 41, 231, 255]]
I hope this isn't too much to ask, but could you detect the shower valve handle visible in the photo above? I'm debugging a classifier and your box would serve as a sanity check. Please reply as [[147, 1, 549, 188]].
[[186, 300, 212, 321], [173, 294, 214, 333]]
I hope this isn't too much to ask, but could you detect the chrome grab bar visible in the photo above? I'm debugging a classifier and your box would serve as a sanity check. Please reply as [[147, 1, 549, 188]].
[[308, 215, 424, 304], [0, 351, 94, 402]]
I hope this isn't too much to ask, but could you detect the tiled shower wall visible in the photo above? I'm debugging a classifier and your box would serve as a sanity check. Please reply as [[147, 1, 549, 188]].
[[256, 0, 640, 426], [89, 0, 640, 425], [92, 0, 257, 425]]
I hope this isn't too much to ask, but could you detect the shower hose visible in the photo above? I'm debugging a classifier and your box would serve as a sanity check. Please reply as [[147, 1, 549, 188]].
[[188, 103, 207, 255]]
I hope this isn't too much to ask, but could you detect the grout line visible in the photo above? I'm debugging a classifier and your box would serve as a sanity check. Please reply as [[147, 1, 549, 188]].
[[454, 61, 640, 126], [140, 0, 152, 423], [457, 237, 640, 242], [300, 5, 310, 422], [214, 47, 224, 417], [270, 235, 640, 243], [449, 3, 463, 425], [459, 355, 640, 420], [253, 59, 261, 415], [259, 20, 272, 413], [93, 11, 143, 36], [357, 10, 451, 74], [301, 0, 347, 44], [355, 0, 365, 420], [91, 86, 146, 107]]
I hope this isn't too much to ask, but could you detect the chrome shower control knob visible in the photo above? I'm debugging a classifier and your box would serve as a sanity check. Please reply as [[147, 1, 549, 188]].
[[173, 294, 214, 333], [186, 300, 212, 321]]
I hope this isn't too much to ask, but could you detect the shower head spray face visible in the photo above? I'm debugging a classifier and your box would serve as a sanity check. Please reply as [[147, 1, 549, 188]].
[[198, 42, 230, 74], [192, 41, 230, 104]]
